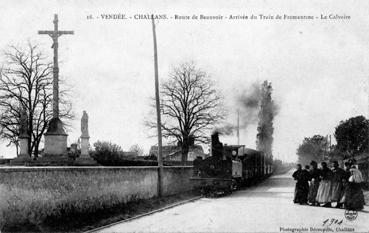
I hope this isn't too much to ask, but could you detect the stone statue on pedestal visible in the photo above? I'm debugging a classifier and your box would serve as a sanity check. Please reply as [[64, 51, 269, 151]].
[[11, 105, 31, 164], [75, 110, 96, 165], [18, 106, 29, 157], [81, 111, 89, 138]]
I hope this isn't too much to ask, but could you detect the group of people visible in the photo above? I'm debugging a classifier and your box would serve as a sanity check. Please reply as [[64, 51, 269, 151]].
[[292, 159, 365, 210]]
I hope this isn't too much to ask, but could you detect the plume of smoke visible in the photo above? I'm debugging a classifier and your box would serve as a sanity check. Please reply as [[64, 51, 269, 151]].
[[212, 123, 236, 136], [237, 82, 262, 129], [212, 81, 278, 149], [213, 82, 262, 137], [256, 80, 279, 156]]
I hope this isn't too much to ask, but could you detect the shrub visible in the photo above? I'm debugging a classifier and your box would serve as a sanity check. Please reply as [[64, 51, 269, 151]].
[[91, 141, 157, 166], [91, 141, 124, 165]]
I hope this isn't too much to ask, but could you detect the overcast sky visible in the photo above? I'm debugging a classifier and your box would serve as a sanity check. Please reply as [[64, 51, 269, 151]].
[[0, 0, 368, 162]]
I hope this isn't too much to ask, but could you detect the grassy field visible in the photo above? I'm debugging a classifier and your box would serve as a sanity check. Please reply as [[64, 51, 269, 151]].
[[0, 168, 158, 232], [0, 182, 196, 232]]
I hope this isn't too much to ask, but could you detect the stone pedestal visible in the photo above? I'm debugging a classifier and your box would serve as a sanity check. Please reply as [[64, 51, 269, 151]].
[[75, 157, 97, 165], [44, 134, 68, 155], [10, 136, 32, 165], [44, 117, 68, 156], [75, 136, 97, 165], [35, 117, 70, 165], [19, 137, 29, 157], [80, 136, 90, 158]]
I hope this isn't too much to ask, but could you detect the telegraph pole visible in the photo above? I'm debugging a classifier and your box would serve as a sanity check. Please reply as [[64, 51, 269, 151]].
[[367, 76, 369, 167], [152, 16, 163, 197]]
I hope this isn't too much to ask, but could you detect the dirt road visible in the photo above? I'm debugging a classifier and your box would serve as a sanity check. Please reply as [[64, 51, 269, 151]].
[[99, 170, 369, 232]]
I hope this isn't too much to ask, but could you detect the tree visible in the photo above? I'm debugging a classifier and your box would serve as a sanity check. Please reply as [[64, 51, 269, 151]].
[[129, 144, 144, 156], [0, 43, 73, 158], [147, 62, 224, 164], [297, 135, 328, 165], [256, 80, 277, 158], [334, 115, 369, 157]]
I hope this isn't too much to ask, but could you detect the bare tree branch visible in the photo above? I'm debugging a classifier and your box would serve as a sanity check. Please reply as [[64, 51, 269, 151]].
[[146, 62, 225, 163], [0, 42, 74, 157]]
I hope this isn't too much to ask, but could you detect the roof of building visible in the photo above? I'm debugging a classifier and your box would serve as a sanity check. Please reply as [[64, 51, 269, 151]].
[[150, 144, 204, 158]]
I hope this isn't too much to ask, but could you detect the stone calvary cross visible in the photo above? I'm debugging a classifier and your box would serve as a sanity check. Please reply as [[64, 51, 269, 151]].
[[39, 14, 73, 156], [38, 14, 73, 120]]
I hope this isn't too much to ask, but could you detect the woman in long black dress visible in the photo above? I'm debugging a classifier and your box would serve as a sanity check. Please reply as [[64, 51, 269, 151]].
[[308, 161, 320, 206], [344, 160, 365, 210], [339, 162, 351, 207], [330, 160, 346, 208], [293, 164, 310, 204]]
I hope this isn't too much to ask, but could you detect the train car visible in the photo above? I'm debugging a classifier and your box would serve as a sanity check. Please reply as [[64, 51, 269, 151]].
[[239, 148, 263, 181], [191, 132, 272, 195]]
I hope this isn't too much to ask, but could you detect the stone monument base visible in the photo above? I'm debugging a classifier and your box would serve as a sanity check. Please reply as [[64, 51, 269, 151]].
[[44, 117, 68, 156], [75, 157, 98, 166], [44, 134, 68, 156], [33, 155, 72, 166], [80, 136, 90, 157], [10, 156, 33, 165], [19, 136, 29, 154], [10, 136, 31, 165]]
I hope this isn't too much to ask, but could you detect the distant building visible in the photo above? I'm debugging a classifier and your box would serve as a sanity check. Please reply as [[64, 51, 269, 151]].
[[149, 145, 179, 158], [122, 151, 139, 158], [149, 144, 205, 162]]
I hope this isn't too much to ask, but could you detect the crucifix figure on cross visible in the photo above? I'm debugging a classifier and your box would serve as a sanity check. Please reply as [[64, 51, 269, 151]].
[[39, 14, 73, 120], [39, 14, 73, 156]]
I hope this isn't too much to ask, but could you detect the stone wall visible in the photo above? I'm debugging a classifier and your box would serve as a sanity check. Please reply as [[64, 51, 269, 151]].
[[0, 166, 193, 201], [0, 166, 194, 229], [162, 166, 194, 195]]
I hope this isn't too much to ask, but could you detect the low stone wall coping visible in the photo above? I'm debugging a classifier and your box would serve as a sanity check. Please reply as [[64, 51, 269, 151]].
[[0, 165, 193, 173]]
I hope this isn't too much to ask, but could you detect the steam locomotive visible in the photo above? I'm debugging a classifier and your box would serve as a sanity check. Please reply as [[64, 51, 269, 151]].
[[190, 133, 273, 195]]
